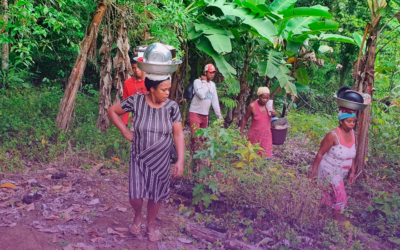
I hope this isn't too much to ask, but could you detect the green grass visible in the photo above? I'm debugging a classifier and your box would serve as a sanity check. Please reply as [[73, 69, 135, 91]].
[[0, 87, 130, 171]]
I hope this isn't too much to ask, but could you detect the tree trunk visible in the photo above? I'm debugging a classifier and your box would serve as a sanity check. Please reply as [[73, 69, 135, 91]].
[[232, 51, 251, 126], [353, 20, 380, 177], [112, 18, 131, 104], [1, 0, 9, 70], [170, 42, 188, 102], [56, 3, 106, 132], [97, 26, 113, 133]]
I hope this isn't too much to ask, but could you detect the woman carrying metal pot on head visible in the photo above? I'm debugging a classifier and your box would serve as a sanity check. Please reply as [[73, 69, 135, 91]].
[[107, 43, 184, 242], [309, 89, 368, 222], [309, 106, 357, 222]]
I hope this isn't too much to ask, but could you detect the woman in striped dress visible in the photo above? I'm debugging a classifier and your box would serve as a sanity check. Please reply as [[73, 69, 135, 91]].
[[107, 75, 185, 242]]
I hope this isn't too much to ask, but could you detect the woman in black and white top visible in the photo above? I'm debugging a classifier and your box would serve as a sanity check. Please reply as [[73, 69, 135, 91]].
[[107, 74, 184, 242]]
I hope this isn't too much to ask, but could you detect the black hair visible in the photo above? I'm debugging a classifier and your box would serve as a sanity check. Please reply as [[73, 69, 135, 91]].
[[130, 53, 139, 65], [145, 77, 169, 91]]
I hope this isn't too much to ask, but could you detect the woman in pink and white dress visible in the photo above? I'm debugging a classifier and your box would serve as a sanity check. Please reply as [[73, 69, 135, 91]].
[[309, 107, 357, 221]]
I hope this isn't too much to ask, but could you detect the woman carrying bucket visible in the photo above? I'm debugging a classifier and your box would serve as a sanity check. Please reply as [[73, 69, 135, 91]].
[[240, 87, 276, 158]]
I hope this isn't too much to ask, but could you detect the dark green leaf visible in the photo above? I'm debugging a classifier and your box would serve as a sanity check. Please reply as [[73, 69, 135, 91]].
[[269, 0, 297, 14], [258, 50, 283, 78], [282, 5, 332, 19], [295, 67, 309, 85], [202, 193, 212, 207], [206, 34, 232, 53], [308, 20, 339, 32], [196, 37, 237, 77], [193, 183, 205, 196], [319, 34, 356, 45], [206, 180, 218, 193]]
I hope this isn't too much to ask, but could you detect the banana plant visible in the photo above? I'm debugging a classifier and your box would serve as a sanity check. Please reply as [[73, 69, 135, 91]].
[[189, 0, 355, 94], [352, 0, 400, 177], [189, 0, 356, 123]]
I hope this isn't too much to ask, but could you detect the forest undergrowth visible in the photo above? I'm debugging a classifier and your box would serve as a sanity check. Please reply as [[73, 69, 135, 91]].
[[1, 88, 400, 249]]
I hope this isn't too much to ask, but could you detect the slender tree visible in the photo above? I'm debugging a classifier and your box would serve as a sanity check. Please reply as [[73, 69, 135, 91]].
[[56, 2, 106, 132], [353, 0, 400, 176], [1, 0, 9, 70]]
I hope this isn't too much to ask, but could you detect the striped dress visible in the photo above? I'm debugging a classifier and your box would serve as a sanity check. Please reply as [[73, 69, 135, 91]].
[[120, 94, 182, 203]]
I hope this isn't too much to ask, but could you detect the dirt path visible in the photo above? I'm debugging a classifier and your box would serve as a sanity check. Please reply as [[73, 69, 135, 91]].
[[0, 165, 198, 250]]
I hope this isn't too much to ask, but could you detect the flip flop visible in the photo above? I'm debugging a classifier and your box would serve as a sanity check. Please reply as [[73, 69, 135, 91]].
[[129, 222, 141, 235], [147, 229, 162, 242]]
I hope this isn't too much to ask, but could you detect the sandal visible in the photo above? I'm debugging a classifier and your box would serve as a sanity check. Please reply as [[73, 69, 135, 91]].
[[129, 222, 141, 235], [147, 229, 162, 242]]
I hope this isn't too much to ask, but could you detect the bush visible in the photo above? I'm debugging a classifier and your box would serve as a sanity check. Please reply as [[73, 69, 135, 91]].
[[192, 121, 330, 240]]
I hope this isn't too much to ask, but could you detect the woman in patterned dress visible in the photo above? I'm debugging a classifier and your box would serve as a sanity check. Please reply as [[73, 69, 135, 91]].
[[107, 75, 184, 242], [240, 87, 276, 158], [309, 107, 357, 221]]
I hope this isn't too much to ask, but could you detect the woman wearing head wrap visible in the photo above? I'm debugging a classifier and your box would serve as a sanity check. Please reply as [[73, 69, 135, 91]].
[[240, 87, 276, 158], [309, 107, 357, 222], [107, 72, 184, 242]]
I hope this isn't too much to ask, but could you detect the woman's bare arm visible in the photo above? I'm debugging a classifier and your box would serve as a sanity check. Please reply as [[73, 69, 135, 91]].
[[107, 103, 133, 142], [172, 122, 185, 177], [240, 104, 253, 136]]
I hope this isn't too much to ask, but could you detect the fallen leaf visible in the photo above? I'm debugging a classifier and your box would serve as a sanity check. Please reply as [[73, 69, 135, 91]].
[[61, 186, 72, 193], [0, 222, 16, 227], [88, 199, 99, 205], [16, 202, 25, 207], [43, 174, 52, 180], [344, 220, 351, 229], [88, 230, 101, 237], [107, 227, 125, 237], [34, 224, 44, 229], [177, 237, 192, 244], [114, 227, 129, 232], [116, 206, 127, 212], [88, 190, 94, 198], [52, 235, 59, 243], [51, 185, 62, 190], [63, 244, 74, 250], [39, 228, 59, 233], [62, 182, 70, 187], [64, 214, 75, 222], [90, 163, 103, 174], [112, 157, 120, 162], [158, 243, 168, 250], [90, 237, 104, 243], [45, 168, 58, 174], [26, 203, 35, 211], [45, 214, 59, 220], [0, 183, 16, 189], [103, 206, 112, 211]]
